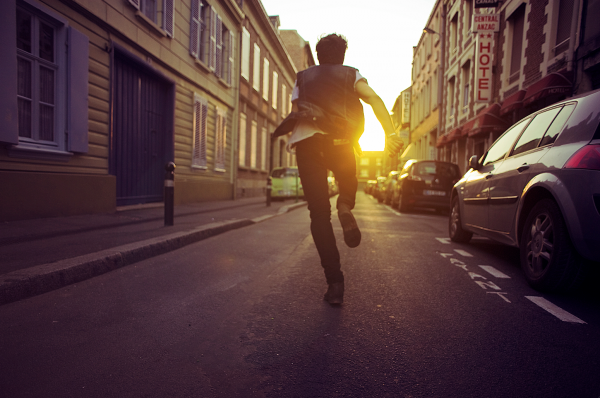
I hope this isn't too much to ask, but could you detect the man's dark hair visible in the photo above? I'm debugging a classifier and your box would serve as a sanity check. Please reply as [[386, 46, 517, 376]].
[[316, 34, 347, 65]]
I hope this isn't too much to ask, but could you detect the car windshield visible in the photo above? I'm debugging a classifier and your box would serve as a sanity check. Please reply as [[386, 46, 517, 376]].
[[271, 168, 298, 178], [414, 162, 460, 178]]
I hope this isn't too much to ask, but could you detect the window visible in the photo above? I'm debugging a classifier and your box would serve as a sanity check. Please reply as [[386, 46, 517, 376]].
[[239, 113, 246, 166], [508, 5, 525, 83], [129, 0, 174, 37], [262, 58, 270, 100], [281, 84, 287, 117], [465, 0, 473, 34], [539, 104, 575, 146], [250, 120, 257, 168], [288, 93, 292, 114], [450, 13, 458, 52], [272, 71, 278, 109], [215, 108, 226, 171], [253, 43, 260, 91], [241, 27, 250, 80], [1, 1, 89, 155], [360, 158, 369, 166], [482, 118, 529, 165], [448, 77, 456, 117], [261, 126, 268, 170], [511, 107, 562, 156], [190, 1, 209, 64], [554, 0, 574, 56], [462, 61, 470, 111], [192, 94, 208, 169]]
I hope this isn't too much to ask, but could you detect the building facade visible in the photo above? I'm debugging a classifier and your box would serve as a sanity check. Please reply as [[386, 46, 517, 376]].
[[397, 0, 599, 177], [235, 4, 303, 198], [0, 0, 244, 221]]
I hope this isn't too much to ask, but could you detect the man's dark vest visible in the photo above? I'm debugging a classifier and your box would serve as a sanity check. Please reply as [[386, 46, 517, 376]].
[[273, 64, 365, 142]]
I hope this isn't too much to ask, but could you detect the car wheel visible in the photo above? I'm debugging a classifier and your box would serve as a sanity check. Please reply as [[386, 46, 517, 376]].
[[398, 192, 411, 212], [449, 196, 472, 243], [377, 194, 384, 203], [520, 199, 587, 293], [391, 193, 399, 209]]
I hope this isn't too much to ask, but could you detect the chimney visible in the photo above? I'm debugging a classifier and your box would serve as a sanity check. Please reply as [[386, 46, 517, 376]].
[[269, 15, 280, 34]]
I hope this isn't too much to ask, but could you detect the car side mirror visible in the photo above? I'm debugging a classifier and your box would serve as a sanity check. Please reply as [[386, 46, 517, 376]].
[[469, 155, 480, 171]]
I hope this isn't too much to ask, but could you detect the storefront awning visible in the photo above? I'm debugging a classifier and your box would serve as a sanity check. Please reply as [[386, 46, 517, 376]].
[[523, 72, 572, 105], [446, 127, 463, 143], [499, 90, 526, 115], [436, 134, 449, 148], [461, 103, 509, 137]]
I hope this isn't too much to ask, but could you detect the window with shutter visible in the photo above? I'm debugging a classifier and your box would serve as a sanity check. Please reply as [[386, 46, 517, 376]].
[[209, 8, 217, 71], [189, 0, 200, 58], [215, 16, 223, 78], [262, 58, 269, 100], [253, 44, 260, 91], [1, 2, 88, 156], [281, 85, 287, 117], [215, 108, 226, 171], [163, 0, 174, 37], [241, 28, 250, 80], [250, 120, 257, 168], [227, 30, 234, 85], [272, 72, 278, 109], [192, 94, 208, 169], [261, 126, 267, 171], [239, 113, 247, 166]]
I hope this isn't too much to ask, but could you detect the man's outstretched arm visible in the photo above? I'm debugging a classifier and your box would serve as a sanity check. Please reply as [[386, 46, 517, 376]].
[[355, 80, 404, 156]]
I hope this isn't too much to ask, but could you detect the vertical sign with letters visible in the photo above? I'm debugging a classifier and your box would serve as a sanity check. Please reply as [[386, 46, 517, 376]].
[[476, 33, 494, 103], [401, 91, 411, 125]]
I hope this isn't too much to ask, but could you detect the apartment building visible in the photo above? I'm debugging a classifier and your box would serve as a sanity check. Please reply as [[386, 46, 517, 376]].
[[235, 2, 298, 198], [280, 29, 315, 72], [0, 0, 244, 221]]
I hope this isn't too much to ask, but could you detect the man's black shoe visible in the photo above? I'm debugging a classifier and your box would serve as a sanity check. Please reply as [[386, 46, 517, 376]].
[[338, 205, 361, 248], [323, 282, 344, 305]]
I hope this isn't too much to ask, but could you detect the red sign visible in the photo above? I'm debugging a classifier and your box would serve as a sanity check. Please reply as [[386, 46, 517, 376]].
[[476, 33, 494, 103]]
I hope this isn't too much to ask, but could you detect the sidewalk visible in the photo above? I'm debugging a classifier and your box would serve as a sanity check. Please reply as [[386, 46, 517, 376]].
[[0, 196, 307, 305]]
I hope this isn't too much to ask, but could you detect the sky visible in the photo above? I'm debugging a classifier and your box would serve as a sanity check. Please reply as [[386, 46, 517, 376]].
[[260, 0, 438, 151]]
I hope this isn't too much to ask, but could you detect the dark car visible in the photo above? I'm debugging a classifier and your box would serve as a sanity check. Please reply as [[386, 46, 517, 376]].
[[449, 89, 600, 292], [391, 160, 461, 212], [381, 171, 400, 205], [373, 176, 387, 201]]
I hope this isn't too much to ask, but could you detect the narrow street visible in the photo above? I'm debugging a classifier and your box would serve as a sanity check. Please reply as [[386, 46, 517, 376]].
[[1, 192, 599, 398]]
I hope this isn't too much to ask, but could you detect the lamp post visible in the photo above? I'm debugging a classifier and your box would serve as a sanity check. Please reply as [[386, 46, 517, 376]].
[[423, 2, 446, 161]]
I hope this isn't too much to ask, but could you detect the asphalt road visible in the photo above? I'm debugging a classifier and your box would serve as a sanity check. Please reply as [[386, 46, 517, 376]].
[[1, 192, 599, 397]]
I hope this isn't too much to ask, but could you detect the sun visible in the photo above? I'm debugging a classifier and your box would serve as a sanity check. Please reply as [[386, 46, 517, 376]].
[[358, 112, 385, 151]]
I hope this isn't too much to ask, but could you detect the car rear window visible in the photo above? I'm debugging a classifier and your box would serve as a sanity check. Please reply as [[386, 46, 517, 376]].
[[539, 103, 576, 146], [271, 168, 297, 178], [414, 162, 460, 178]]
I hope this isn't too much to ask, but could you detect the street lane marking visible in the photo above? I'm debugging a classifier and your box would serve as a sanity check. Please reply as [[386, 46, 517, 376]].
[[478, 265, 511, 279], [440, 253, 453, 258], [525, 296, 586, 324], [436, 237, 451, 244], [454, 249, 473, 257]]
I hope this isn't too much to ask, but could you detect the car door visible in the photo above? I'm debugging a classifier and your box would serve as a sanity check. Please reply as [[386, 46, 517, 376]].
[[487, 105, 576, 235], [462, 118, 530, 230]]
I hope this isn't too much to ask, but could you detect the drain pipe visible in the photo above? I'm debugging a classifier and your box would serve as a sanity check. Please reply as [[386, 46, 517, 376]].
[[567, 0, 581, 72]]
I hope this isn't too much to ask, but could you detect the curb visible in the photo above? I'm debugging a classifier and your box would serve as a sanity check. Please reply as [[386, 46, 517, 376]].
[[0, 200, 307, 306]]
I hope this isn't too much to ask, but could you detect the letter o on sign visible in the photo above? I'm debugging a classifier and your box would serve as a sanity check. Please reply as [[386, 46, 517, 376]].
[[480, 54, 490, 65]]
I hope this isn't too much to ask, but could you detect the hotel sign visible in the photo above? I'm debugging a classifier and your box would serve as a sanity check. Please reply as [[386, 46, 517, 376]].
[[472, 14, 499, 32], [401, 91, 411, 125], [475, 33, 494, 103]]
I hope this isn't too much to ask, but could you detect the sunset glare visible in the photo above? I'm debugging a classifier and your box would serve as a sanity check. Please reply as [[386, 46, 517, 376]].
[[260, 0, 438, 151]]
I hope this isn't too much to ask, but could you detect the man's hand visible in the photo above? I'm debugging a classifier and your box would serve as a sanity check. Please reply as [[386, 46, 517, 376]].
[[386, 135, 404, 157]]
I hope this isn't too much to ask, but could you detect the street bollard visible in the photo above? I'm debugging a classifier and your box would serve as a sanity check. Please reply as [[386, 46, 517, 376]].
[[266, 176, 272, 207], [164, 162, 176, 226]]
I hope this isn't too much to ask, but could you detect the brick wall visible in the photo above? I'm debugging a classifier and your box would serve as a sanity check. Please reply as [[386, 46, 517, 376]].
[[523, 0, 549, 87]]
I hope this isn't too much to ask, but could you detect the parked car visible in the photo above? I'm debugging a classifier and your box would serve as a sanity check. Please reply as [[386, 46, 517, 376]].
[[391, 160, 461, 212], [270, 167, 304, 200], [449, 89, 600, 292], [364, 180, 377, 195], [373, 176, 387, 202], [380, 171, 400, 205]]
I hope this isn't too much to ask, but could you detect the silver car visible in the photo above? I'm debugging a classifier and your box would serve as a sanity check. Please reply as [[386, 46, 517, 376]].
[[449, 89, 600, 292]]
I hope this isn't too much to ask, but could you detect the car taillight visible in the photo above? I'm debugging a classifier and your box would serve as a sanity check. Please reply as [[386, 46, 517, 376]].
[[564, 144, 600, 170]]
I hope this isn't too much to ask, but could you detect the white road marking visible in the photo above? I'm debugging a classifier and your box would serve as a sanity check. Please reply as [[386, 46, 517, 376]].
[[436, 237, 451, 244], [454, 249, 473, 257], [487, 292, 511, 303], [478, 265, 511, 279], [525, 296, 586, 324], [440, 253, 453, 258]]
